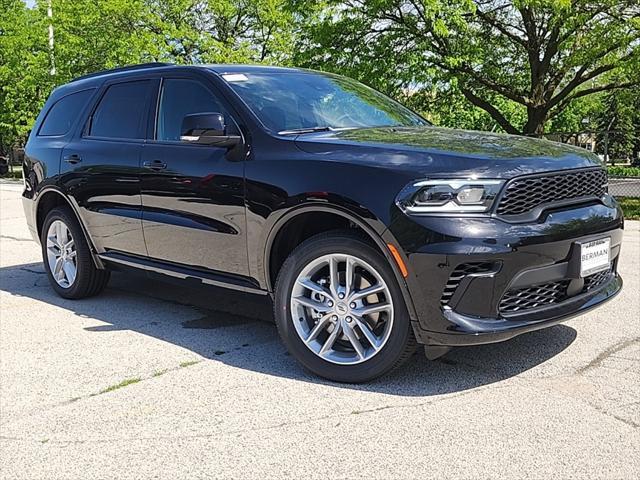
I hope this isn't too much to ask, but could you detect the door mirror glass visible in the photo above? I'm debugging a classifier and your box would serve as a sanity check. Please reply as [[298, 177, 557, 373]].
[[180, 112, 225, 141], [180, 112, 241, 147]]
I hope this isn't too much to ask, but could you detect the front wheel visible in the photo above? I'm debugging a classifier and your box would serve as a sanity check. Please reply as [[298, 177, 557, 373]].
[[274, 231, 416, 382]]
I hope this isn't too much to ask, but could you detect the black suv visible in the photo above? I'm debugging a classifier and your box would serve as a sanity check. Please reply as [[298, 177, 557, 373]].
[[22, 63, 623, 382]]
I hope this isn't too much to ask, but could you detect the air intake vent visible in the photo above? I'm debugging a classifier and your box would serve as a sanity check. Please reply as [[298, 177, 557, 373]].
[[440, 262, 496, 306], [499, 280, 570, 313], [583, 266, 612, 292], [500, 265, 613, 314]]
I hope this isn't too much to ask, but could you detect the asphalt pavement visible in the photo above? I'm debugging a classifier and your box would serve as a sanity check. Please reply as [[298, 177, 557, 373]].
[[1, 180, 638, 479]]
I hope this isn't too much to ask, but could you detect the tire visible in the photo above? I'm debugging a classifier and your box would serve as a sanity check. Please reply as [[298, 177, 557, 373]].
[[41, 206, 110, 299], [274, 230, 416, 383]]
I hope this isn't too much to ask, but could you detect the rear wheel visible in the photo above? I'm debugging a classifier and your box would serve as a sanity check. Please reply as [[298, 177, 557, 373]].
[[41, 207, 110, 299], [274, 231, 416, 382]]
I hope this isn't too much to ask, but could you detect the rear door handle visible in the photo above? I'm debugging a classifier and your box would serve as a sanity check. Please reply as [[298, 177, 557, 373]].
[[63, 154, 82, 164], [143, 160, 167, 171]]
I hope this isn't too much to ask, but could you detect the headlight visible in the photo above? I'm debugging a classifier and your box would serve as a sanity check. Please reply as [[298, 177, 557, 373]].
[[398, 179, 505, 213]]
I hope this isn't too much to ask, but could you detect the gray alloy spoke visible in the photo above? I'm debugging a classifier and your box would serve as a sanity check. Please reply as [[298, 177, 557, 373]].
[[349, 283, 385, 301], [292, 296, 331, 313], [57, 221, 66, 245], [355, 317, 381, 351], [344, 257, 355, 297], [354, 302, 391, 317], [48, 235, 61, 250], [319, 322, 342, 356], [53, 257, 64, 277], [329, 256, 340, 297], [342, 321, 365, 359], [305, 314, 331, 344], [290, 253, 394, 365], [55, 221, 62, 244], [297, 277, 330, 297], [62, 261, 76, 285]]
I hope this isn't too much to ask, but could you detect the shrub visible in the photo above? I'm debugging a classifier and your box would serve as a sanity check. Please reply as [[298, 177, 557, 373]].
[[608, 166, 640, 177]]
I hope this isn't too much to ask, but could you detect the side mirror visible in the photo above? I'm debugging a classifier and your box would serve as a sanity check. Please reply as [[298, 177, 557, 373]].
[[180, 113, 241, 148]]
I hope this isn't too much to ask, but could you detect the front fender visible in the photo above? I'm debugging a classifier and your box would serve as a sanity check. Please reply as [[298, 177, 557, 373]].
[[257, 201, 419, 323]]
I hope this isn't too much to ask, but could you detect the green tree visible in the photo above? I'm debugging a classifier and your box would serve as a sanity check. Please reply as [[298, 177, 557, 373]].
[[149, 0, 295, 64], [548, 94, 600, 134], [632, 103, 640, 166], [0, 0, 295, 155], [293, 0, 640, 136], [0, 0, 50, 156], [46, 0, 160, 83], [401, 77, 527, 132], [596, 88, 635, 163]]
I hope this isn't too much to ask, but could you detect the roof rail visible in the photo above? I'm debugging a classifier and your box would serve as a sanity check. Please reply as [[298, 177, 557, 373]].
[[71, 62, 173, 83]]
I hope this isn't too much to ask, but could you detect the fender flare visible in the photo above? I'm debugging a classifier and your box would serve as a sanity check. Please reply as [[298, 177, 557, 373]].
[[34, 186, 105, 269], [262, 203, 418, 321]]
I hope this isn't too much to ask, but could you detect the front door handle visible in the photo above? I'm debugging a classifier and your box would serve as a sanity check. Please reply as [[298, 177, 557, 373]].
[[63, 154, 82, 164], [143, 160, 167, 171]]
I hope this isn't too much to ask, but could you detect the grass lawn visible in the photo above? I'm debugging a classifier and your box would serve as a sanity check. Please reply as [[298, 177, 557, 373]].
[[618, 197, 640, 220]]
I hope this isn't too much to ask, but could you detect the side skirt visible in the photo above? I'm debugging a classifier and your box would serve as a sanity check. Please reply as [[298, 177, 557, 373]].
[[99, 251, 268, 295]]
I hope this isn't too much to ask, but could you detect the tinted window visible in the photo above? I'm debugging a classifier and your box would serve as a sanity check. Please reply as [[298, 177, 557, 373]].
[[89, 81, 151, 139], [157, 79, 225, 141], [38, 89, 94, 136], [223, 72, 427, 132]]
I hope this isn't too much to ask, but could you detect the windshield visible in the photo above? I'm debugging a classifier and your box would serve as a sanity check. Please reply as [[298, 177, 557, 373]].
[[221, 71, 428, 133]]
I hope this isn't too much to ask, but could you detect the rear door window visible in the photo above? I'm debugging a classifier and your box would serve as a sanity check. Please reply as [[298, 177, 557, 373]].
[[38, 89, 95, 136], [88, 80, 152, 139]]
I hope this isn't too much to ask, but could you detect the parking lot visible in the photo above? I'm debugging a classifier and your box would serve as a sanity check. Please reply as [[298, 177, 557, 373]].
[[0, 180, 638, 479]]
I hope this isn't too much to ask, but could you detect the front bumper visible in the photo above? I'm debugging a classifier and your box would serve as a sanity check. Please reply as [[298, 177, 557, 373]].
[[386, 199, 624, 346], [434, 274, 622, 345]]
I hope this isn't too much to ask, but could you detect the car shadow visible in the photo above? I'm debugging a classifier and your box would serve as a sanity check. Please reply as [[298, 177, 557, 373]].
[[0, 262, 577, 397]]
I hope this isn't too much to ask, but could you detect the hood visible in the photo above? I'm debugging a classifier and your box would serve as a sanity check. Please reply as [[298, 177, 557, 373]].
[[293, 126, 603, 179]]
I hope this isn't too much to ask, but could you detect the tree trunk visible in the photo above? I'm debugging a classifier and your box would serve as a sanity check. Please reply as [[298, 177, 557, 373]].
[[523, 107, 547, 137]]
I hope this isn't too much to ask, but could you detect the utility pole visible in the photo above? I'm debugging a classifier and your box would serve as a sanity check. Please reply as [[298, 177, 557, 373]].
[[604, 115, 616, 165], [48, 0, 55, 76]]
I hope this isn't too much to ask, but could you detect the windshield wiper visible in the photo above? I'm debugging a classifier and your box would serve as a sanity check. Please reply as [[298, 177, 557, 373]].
[[278, 126, 334, 135]]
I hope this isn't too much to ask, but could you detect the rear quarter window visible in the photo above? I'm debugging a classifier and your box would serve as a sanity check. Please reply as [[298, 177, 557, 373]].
[[38, 89, 95, 137]]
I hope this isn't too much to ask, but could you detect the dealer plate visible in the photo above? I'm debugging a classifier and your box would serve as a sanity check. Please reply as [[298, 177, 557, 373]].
[[578, 237, 611, 277]]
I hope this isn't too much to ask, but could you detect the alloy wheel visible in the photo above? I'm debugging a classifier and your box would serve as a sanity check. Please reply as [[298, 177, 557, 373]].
[[290, 253, 394, 365], [46, 219, 77, 288]]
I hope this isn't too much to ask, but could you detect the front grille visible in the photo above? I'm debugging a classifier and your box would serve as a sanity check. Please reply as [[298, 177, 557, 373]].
[[440, 262, 496, 305], [499, 266, 614, 314], [496, 169, 607, 216], [499, 280, 570, 313]]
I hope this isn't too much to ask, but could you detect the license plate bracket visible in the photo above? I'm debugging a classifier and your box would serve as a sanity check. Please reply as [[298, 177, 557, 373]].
[[578, 237, 611, 277]]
